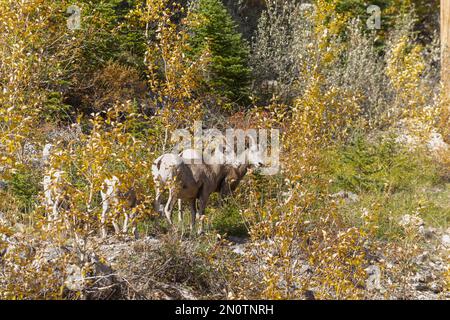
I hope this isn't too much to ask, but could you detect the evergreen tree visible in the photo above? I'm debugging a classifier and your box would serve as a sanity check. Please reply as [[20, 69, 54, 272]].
[[187, 0, 251, 106]]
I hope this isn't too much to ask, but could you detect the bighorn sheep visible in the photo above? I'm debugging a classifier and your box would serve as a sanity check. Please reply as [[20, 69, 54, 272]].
[[152, 153, 202, 231], [153, 141, 264, 234], [100, 176, 139, 238], [42, 144, 139, 237]]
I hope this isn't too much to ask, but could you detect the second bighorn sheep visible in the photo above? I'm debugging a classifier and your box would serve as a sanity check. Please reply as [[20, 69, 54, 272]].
[[43, 144, 139, 237], [100, 176, 139, 238]]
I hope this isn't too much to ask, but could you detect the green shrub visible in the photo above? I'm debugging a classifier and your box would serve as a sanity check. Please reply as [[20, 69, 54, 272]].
[[211, 202, 248, 237], [10, 168, 40, 212], [323, 134, 448, 239], [42, 92, 72, 122]]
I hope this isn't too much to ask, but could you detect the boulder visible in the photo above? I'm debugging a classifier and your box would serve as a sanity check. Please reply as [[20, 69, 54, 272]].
[[427, 132, 449, 153], [365, 265, 383, 292], [64, 252, 125, 300], [441, 234, 450, 248], [331, 191, 359, 203], [399, 214, 424, 229]]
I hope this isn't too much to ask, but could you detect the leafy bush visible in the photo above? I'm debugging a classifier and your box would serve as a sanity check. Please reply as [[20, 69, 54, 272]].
[[211, 202, 248, 237], [42, 92, 73, 123], [10, 169, 40, 212], [69, 61, 149, 114]]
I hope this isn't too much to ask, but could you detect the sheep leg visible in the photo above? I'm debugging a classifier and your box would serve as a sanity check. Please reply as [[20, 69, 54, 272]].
[[112, 219, 121, 235], [125, 209, 138, 239], [178, 199, 183, 223], [129, 211, 138, 239], [197, 193, 209, 235], [177, 199, 184, 236], [123, 211, 129, 234], [189, 200, 197, 234], [164, 188, 175, 225], [112, 199, 121, 235], [51, 195, 60, 222], [154, 184, 163, 215]]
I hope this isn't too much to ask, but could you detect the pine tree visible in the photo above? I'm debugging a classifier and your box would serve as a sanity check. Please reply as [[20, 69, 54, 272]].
[[187, 0, 251, 106]]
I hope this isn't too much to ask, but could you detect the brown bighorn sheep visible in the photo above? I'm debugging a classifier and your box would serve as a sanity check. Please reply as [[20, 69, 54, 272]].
[[153, 143, 264, 234], [152, 153, 204, 232]]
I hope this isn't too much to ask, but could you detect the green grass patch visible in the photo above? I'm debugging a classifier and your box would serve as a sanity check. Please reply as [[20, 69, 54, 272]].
[[321, 134, 449, 240], [323, 134, 439, 194], [210, 200, 248, 238]]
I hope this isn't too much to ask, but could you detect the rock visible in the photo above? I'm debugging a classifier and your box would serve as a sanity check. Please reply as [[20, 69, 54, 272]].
[[65, 264, 85, 292], [5, 243, 34, 261], [429, 283, 443, 294], [0, 181, 7, 190], [365, 265, 383, 292], [64, 253, 125, 299], [441, 234, 450, 248], [31, 244, 68, 272], [415, 283, 430, 292], [419, 227, 436, 240], [399, 214, 424, 229], [299, 263, 312, 275], [303, 290, 316, 300], [152, 282, 198, 300], [232, 245, 245, 255], [228, 236, 248, 244], [331, 191, 359, 203], [395, 134, 419, 150], [415, 252, 429, 264], [0, 212, 7, 225], [427, 132, 449, 153], [41, 245, 67, 262], [416, 271, 433, 283]]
